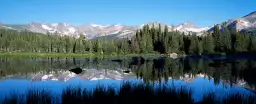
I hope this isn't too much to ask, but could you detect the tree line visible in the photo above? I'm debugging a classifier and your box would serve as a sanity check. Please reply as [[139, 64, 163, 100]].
[[132, 24, 256, 54], [0, 24, 256, 55]]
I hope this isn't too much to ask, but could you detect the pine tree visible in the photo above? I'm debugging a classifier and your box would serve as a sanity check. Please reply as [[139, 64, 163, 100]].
[[196, 37, 203, 55], [158, 24, 162, 41], [178, 34, 184, 54], [249, 35, 256, 52], [138, 30, 147, 53], [222, 27, 232, 53], [203, 33, 214, 54], [189, 34, 198, 54], [120, 39, 129, 54], [131, 37, 140, 53], [183, 35, 190, 54], [163, 34, 169, 53], [97, 39, 103, 54], [212, 25, 222, 53], [72, 41, 76, 53], [243, 33, 250, 52], [234, 32, 244, 52], [163, 25, 169, 53], [169, 33, 179, 53], [146, 35, 153, 53]]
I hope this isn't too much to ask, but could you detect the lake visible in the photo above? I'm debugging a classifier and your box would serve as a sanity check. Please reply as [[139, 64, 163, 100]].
[[0, 56, 256, 102]]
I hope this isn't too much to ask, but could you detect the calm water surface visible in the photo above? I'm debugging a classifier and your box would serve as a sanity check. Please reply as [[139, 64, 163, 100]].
[[0, 56, 256, 101]]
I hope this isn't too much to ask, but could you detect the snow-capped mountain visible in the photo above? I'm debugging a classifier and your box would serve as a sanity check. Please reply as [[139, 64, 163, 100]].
[[173, 22, 211, 34], [140, 22, 210, 34], [1, 11, 256, 39], [77, 23, 138, 39], [28, 22, 79, 36], [0, 22, 210, 39]]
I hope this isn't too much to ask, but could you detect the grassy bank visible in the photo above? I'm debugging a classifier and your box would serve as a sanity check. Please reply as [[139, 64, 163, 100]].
[[0, 52, 164, 58], [0, 82, 255, 104]]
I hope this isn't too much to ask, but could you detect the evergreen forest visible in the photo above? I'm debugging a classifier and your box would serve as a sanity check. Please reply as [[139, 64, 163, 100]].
[[1, 24, 256, 55]]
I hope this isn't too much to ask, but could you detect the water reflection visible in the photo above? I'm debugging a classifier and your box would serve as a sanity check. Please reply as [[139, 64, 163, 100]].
[[31, 69, 135, 82], [0, 56, 256, 101]]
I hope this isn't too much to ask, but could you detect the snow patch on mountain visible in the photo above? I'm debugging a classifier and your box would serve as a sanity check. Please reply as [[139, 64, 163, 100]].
[[186, 27, 210, 33], [116, 30, 133, 38], [240, 20, 250, 27], [41, 24, 52, 30], [175, 25, 183, 30], [2, 26, 13, 29], [172, 22, 210, 34], [68, 27, 76, 33], [90, 23, 108, 28]]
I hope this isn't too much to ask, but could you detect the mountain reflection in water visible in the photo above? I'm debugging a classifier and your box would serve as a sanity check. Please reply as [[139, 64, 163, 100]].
[[0, 56, 256, 101]]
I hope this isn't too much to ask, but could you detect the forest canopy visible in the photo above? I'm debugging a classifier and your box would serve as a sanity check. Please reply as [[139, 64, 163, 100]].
[[0, 24, 256, 55]]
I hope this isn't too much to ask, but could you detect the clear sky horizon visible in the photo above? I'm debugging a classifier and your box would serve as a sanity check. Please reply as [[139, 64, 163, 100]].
[[0, 0, 255, 27]]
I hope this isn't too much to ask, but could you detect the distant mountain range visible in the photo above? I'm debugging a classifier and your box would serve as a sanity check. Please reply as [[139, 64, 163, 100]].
[[0, 11, 256, 39]]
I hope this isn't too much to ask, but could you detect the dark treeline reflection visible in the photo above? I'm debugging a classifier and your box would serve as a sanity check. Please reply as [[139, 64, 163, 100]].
[[1, 57, 256, 89], [131, 57, 256, 88]]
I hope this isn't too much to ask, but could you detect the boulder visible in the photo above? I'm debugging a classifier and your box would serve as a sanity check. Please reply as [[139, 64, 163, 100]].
[[123, 70, 130, 73], [69, 67, 83, 74], [168, 53, 178, 59]]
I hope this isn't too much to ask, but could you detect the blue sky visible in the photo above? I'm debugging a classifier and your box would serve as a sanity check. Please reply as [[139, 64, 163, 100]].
[[0, 0, 255, 27]]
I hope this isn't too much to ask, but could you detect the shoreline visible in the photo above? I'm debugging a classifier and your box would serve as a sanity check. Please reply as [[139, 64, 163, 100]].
[[0, 52, 165, 58], [0, 52, 256, 59]]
